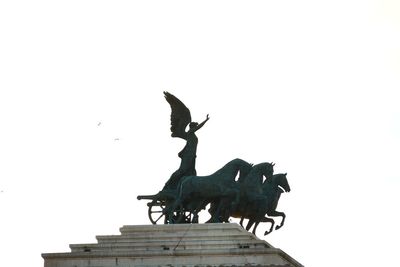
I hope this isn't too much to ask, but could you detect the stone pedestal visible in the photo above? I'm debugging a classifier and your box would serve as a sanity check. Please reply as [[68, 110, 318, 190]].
[[42, 223, 303, 267]]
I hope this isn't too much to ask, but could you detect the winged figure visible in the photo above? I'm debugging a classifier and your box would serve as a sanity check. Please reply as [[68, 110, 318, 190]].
[[163, 91, 209, 189]]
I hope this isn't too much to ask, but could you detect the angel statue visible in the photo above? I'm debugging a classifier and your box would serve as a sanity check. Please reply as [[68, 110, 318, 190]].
[[163, 91, 210, 190]]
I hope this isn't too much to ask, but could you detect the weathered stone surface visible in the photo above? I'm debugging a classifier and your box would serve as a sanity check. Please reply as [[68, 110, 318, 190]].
[[42, 223, 303, 267]]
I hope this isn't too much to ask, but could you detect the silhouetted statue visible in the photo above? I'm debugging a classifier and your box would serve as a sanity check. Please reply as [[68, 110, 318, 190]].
[[163, 91, 209, 190], [137, 92, 291, 236]]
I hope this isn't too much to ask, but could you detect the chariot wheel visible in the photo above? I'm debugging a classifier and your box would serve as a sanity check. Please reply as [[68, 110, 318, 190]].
[[148, 200, 168, 224], [148, 200, 193, 224]]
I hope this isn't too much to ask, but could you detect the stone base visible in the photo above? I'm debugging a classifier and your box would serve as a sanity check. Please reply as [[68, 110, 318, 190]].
[[42, 223, 303, 267]]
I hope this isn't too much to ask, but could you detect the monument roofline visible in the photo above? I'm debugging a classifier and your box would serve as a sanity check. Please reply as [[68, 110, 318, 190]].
[[42, 223, 303, 267]]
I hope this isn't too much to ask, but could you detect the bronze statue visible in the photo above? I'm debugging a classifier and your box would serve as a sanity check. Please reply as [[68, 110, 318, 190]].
[[137, 92, 291, 236], [166, 158, 253, 223], [163, 91, 209, 190]]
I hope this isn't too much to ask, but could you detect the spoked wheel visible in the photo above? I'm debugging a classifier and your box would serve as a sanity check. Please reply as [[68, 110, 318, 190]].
[[148, 200, 168, 224], [148, 200, 194, 224]]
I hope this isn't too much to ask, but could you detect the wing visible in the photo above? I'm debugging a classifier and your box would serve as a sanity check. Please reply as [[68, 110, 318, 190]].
[[164, 91, 191, 139]]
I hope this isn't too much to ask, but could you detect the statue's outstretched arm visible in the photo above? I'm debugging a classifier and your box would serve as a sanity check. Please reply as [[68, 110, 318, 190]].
[[193, 114, 210, 132]]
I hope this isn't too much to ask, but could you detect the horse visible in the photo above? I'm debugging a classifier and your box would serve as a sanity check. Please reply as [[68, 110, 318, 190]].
[[228, 162, 274, 226], [244, 173, 291, 235], [166, 158, 253, 223], [239, 161, 275, 198]]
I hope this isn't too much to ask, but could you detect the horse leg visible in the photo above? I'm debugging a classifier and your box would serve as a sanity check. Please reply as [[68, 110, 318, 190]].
[[206, 200, 221, 223], [166, 199, 180, 223], [212, 201, 224, 223], [239, 216, 245, 227], [268, 211, 286, 230], [166, 189, 188, 223], [246, 219, 254, 231], [192, 200, 206, 223], [261, 217, 275, 235], [210, 195, 232, 223], [239, 203, 250, 228], [192, 211, 199, 223], [252, 221, 260, 235], [208, 202, 217, 217], [221, 195, 236, 222]]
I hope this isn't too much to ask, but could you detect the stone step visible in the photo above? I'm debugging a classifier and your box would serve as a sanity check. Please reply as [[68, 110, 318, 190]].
[[70, 239, 270, 253], [96, 232, 254, 244], [43, 246, 286, 262], [96, 223, 259, 245], [119, 224, 250, 238], [119, 223, 248, 235]]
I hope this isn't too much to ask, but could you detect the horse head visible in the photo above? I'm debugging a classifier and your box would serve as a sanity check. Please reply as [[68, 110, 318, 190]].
[[240, 162, 274, 187], [258, 162, 274, 179], [274, 173, 291, 193]]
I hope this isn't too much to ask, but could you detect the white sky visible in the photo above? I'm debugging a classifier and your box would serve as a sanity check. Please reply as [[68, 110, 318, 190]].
[[0, 1, 399, 267]]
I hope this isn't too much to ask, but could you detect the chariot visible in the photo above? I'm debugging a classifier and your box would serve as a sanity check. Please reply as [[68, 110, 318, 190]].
[[137, 188, 199, 224], [136, 92, 290, 236]]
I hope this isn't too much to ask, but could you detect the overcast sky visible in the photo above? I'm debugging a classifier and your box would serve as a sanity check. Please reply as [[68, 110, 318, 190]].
[[1, 1, 399, 267]]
